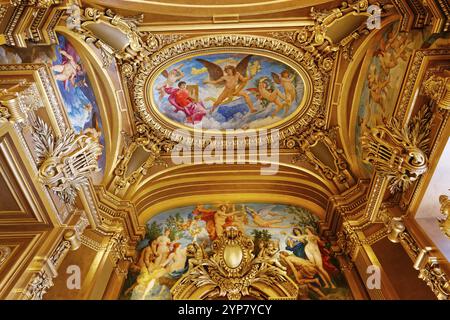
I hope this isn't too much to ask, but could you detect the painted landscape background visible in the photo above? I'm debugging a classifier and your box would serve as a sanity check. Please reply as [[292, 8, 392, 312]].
[[121, 203, 352, 300], [151, 53, 305, 130]]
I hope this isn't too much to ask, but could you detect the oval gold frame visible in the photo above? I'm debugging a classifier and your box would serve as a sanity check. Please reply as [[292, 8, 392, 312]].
[[133, 34, 325, 144], [146, 48, 310, 134]]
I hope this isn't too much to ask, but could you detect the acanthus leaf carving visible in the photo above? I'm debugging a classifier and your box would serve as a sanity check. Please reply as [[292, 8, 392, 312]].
[[361, 104, 433, 193], [31, 117, 103, 206]]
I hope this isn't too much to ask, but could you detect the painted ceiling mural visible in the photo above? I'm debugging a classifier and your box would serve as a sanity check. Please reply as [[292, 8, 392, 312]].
[[52, 34, 106, 172], [355, 22, 427, 176], [150, 53, 305, 130], [121, 203, 352, 300], [0, 34, 106, 174]]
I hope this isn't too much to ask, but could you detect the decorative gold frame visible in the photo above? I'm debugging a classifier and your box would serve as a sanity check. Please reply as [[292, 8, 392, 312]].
[[146, 48, 310, 134], [133, 34, 326, 145]]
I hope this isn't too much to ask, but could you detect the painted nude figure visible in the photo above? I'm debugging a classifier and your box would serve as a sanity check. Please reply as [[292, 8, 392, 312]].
[[248, 78, 289, 117], [51, 49, 81, 90], [272, 70, 297, 106], [152, 229, 172, 266], [198, 55, 256, 113]]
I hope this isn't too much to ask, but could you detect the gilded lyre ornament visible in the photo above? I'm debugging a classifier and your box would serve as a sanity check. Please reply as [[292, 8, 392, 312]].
[[438, 194, 450, 239], [422, 71, 450, 110], [114, 116, 175, 192], [171, 226, 298, 300], [31, 117, 103, 205], [361, 105, 433, 193]]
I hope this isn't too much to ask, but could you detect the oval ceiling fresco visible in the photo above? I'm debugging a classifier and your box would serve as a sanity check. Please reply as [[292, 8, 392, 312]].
[[149, 52, 306, 131]]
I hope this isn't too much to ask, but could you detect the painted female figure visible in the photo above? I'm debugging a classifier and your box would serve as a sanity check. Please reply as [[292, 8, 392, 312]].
[[302, 227, 336, 289], [285, 227, 307, 259]]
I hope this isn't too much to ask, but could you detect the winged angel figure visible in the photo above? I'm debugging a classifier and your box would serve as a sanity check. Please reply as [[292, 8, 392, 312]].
[[198, 55, 257, 113]]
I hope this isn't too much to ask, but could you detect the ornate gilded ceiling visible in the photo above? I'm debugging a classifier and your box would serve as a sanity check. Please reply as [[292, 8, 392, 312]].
[[0, 0, 449, 301]]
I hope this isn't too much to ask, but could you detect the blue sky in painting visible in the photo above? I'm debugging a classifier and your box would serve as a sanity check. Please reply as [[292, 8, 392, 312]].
[[138, 203, 318, 251], [53, 34, 106, 170], [152, 53, 305, 130]]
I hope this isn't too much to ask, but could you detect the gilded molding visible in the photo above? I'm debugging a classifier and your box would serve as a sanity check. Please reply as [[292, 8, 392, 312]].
[[80, 234, 107, 252], [391, 0, 431, 31], [23, 237, 71, 300], [11, 0, 61, 8], [418, 258, 450, 300], [108, 231, 133, 264], [396, 49, 450, 121], [380, 215, 450, 300], [133, 33, 325, 145], [336, 221, 362, 261], [23, 269, 53, 300], [284, 116, 353, 190], [5, 1, 64, 47], [438, 194, 450, 239], [94, 186, 145, 244]]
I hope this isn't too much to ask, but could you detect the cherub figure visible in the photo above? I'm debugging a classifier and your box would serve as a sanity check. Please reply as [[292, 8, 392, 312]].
[[157, 65, 184, 100], [51, 48, 82, 90], [367, 64, 390, 113], [272, 70, 297, 106], [245, 205, 290, 228], [258, 240, 287, 270], [247, 78, 289, 117], [199, 55, 256, 113]]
